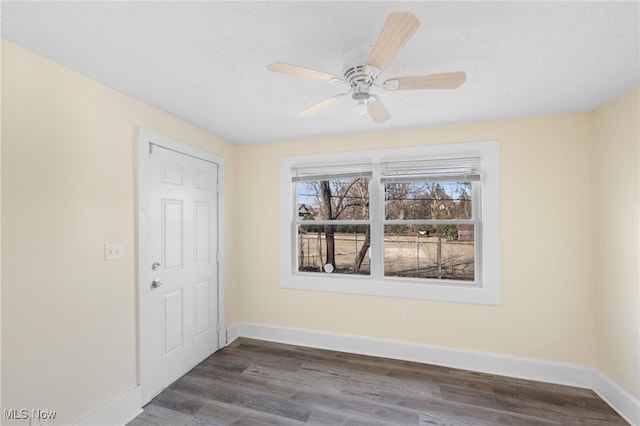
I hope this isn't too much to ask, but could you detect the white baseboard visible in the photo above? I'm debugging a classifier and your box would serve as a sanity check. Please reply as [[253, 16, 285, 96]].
[[75, 385, 143, 426], [593, 370, 640, 426], [228, 322, 592, 388], [228, 322, 639, 425]]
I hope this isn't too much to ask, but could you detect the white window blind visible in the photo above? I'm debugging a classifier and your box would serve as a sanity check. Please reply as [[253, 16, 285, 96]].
[[291, 163, 373, 182], [381, 156, 481, 183]]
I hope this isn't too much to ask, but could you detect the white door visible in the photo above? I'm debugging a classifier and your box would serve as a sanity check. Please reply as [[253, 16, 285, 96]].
[[139, 139, 220, 404]]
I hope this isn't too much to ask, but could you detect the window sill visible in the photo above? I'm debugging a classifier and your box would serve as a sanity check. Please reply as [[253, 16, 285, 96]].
[[281, 273, 500, 305]]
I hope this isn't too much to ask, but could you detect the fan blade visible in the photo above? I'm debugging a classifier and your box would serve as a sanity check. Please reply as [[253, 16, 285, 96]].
[[297, 94, 345, 118], [268, 62, 343, 82], [384, 72, 467, 91], [364, 12, 420, 74], [367, 95, 391, 123]]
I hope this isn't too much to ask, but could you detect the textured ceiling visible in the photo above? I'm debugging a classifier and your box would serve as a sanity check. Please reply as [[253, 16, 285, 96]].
[[2, 1, 639, 145]]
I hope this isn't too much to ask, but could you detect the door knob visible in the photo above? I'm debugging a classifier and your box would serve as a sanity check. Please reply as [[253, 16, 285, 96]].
[[151, 262, 160, 271], [151, 279, 163, 289]]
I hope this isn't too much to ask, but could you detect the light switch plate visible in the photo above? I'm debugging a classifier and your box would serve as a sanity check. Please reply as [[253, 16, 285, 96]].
[[104, 242, 124, 261]]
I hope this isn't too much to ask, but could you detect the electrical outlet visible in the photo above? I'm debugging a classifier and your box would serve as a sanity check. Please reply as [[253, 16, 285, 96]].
[[396, 309, 405, 321], [104, 242, 124, 261]]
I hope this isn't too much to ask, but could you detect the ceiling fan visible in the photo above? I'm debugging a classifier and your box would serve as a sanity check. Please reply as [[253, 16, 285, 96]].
[[267, 11, 466, 123]]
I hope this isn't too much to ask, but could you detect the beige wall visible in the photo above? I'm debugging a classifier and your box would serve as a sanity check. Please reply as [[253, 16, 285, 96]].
[[592, 86, 640, 399], [1, 40, 238, 424], [237, 113, 596, 365]]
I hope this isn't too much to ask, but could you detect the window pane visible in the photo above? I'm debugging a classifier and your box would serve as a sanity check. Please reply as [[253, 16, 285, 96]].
[[385, 182, 473, 220], [384, 225, 475, 281], [298, 178, 369, 221], [297, 224, 370, 275]]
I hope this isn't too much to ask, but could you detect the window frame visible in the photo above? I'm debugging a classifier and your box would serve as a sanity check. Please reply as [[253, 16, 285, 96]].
[[279, 140, 501, 305]]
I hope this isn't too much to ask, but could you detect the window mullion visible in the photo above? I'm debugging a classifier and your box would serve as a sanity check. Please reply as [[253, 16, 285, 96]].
[[370, 162, 384, 279], [292, 181, 301, 275], [382, 219, 476, 226], [294, 220, 371, 226], [472, 180, 482, 284]]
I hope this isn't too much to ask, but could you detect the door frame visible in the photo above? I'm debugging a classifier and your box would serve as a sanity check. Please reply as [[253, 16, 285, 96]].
[[136, 128, 225, 404]]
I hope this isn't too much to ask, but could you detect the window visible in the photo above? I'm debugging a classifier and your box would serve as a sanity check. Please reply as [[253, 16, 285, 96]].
[[294, 164, 371, 275], [280, 141, 501, 305], [382, 157, 479, 282]]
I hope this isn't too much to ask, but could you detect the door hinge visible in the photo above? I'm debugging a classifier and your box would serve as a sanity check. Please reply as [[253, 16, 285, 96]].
[[217, 322, 221, 333], [216, 182, 222, 193]]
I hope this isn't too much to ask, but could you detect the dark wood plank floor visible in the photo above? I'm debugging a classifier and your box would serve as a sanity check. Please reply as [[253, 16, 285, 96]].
[[128, 338, 627, 425]]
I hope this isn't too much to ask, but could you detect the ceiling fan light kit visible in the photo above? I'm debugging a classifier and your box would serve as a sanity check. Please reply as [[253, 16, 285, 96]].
[[268, 11, 466, 124]]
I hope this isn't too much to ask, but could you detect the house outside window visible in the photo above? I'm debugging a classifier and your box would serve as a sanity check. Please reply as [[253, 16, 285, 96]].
[[280, 140, 501, 305]]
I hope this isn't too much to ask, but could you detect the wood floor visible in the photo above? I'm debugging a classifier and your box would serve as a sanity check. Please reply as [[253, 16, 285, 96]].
[[128, 338, 627, 425]]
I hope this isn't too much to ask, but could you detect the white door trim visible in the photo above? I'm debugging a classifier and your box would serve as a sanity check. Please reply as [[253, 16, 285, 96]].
[[136, 128, 225, 404]]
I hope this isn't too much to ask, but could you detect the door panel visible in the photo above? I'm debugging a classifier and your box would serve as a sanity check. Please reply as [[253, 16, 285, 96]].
[[193, 169, 212, 190], [194, 202, 211, 264], [162, 200, 184, 271], [162, 161, 183, 185], [162, 289, 184, 356], [194, 279, 211, 337]]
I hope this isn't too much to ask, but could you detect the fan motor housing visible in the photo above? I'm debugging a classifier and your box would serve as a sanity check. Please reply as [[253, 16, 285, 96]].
[[345, 65, 375, 101]]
